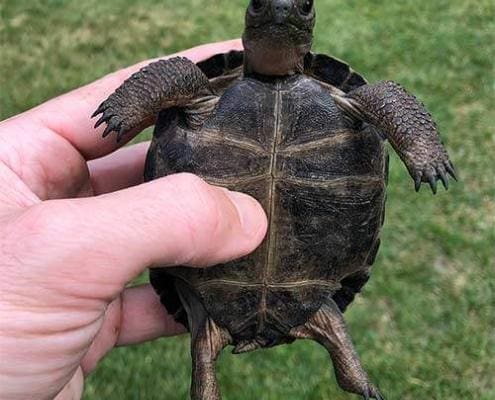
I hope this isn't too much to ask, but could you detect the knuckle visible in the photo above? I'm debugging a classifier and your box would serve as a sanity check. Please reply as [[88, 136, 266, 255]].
[[167, 174, 218, 215], [190, 186, 225, 233], [0, 202, 77, 274], [168, 172, 208, 192], [16, 203, 58, 236], [13, 201, 77, 242], [168, 173, 232, 241]]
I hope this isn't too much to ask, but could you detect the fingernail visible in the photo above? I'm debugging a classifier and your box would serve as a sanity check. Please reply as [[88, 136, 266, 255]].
[[226, 191, 267, 237]]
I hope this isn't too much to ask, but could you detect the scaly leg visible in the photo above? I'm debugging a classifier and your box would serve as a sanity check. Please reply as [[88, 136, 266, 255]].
[[92, 57, 213, 141], [174, 280, 232, 400], [190, 317, 231, 400], [291, 301, 384, 399], [333, 81, 456, 193]]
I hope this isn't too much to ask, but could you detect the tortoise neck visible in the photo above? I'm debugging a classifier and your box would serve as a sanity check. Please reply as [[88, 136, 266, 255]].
[[242, 31, 311, 78], [243, 50, 305, 77]]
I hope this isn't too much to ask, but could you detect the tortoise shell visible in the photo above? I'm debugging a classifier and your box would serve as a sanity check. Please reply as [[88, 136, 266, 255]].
[[147, 51, 388, 350]]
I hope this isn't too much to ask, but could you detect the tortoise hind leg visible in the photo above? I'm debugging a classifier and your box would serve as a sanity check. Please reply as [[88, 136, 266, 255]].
[[175, 280, 231, 400], [290, 301, 385, 399], [191, 317, 231, 400]]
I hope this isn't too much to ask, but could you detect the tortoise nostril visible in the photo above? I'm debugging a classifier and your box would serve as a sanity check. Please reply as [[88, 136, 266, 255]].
[[272, 0, 292, 19]]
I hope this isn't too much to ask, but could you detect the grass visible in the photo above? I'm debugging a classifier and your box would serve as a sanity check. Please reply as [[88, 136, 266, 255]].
[[1, 0, 494, 399]]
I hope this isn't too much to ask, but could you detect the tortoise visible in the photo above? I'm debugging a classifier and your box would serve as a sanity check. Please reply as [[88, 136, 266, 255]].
[[93, 0, 456, 398]]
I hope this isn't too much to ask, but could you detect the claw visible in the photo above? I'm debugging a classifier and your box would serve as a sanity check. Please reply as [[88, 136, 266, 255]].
[[116, 123, 129, 142], [414, 173, 422, 192], [429, 180, 438, 195], [438, 168, 449, 190], [102, 123, 115, 138], [91, 102, 107, 118], [115, 127, 124, 143], [368, 385, 386, 400], [425, 171, 437, 194], [94, 114, 108, 129], [445, 161, 458, 181], [102, 117, 122, 138], [375, 391, 386, 400], [116, 131, 125, 143]]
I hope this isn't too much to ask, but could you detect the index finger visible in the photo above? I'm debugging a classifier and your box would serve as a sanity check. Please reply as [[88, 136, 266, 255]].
[[26, 39, 243, 160]]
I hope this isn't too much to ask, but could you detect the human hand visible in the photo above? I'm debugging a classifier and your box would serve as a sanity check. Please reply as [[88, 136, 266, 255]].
[[0, 39, 267, 400]]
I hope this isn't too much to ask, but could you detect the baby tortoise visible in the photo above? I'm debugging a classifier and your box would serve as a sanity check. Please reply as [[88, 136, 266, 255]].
[[93, 0, 456, 398]]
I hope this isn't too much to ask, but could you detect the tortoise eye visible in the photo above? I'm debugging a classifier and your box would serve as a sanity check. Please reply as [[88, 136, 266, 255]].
[[301, 0, 314, 14], [251, 0, 263, 12]]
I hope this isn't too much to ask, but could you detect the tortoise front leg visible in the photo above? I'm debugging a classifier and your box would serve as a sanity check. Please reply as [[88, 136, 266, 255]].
[[333, 81, 456, 193], [291, 301, 384, 400], [92, 57, 213, 141], [191, 317, 231, 400]]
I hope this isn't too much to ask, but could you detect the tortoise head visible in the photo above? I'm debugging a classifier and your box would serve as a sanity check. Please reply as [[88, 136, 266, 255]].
[[243, 0, 315, 77]]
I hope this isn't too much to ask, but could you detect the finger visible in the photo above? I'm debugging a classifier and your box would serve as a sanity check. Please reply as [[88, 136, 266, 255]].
[[80, 295, 122, 376], [81, 284, 185, 375], [117, 284, 185, 345], [88, 141, 150, 195], [26, 39, 243, 160], [54, 367, 84, 400], [33, 173, 267, 294]]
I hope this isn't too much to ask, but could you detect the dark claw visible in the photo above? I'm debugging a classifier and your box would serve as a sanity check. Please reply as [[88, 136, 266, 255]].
[[115, 124, 129, 142], [117, 128, 125, 143], [429, 181, 438, 195], [425, 171, 437, 194], [445, 161, 458, 181], [102, 123, 116, 138], [91, 102, 107, 118], [101, 116, 120, 138], [414, 173, 422, 192], [370, 386, 385, 400], [94, 114, 108, 129], [116, 131, 125, 143], [438, 168, 449, 190]]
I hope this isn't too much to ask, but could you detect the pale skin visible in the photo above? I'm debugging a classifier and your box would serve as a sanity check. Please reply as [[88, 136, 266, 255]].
[[0, 40, 267, 400]]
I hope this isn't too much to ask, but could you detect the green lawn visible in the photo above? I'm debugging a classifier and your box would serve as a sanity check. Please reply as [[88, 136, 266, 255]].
[[1, 0, 494, 399]]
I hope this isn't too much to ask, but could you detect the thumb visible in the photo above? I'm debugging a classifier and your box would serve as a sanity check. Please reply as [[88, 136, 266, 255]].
[[20, 173, 267, 294]]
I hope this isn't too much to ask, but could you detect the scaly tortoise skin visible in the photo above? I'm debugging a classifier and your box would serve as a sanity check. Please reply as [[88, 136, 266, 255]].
[[93, 1, 456, 399]]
